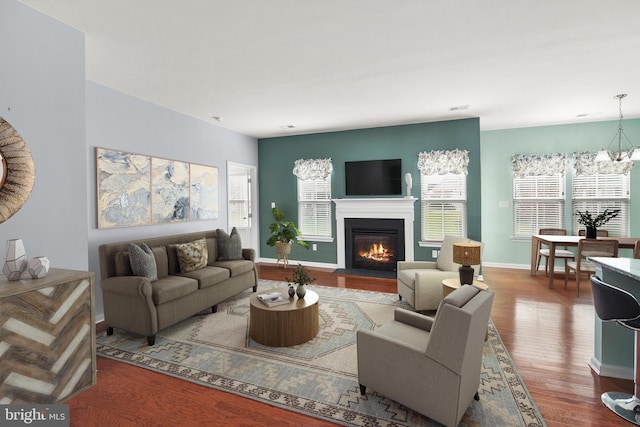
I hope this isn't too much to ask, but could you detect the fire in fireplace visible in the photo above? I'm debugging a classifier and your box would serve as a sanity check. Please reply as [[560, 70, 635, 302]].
[[345, 218, 405, 272]]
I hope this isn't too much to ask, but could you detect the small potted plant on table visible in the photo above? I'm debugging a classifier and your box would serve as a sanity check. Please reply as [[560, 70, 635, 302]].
[[266, 207, 308, 268], [575, 208, 620, 238], [285, 264, 316, 299]]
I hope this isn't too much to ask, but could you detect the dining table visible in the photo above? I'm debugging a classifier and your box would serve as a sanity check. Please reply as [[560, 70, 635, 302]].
[[530, 234, 640, 288]]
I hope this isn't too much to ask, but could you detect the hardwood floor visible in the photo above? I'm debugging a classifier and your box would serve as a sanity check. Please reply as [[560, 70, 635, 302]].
[[69, 264, 633, 426]]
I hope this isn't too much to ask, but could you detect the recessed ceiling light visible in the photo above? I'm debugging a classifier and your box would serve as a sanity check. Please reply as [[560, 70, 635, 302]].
[[449, 105, 470, 111]]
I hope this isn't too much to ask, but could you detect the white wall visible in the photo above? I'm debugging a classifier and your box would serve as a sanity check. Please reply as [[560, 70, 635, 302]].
[[0, 1, 88, 271], [86, 82, 259, 319]]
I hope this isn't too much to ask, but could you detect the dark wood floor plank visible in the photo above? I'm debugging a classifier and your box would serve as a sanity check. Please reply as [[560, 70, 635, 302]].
[[68, 264, 632, 426]]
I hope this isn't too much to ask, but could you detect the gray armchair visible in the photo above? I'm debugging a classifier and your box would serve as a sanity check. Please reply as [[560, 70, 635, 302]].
[[397, 235, 482, 311], [357, 285, 494, 427]]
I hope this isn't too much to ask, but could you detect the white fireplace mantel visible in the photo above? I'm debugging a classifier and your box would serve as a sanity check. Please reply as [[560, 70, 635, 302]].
[[333, 197, 417, 268]]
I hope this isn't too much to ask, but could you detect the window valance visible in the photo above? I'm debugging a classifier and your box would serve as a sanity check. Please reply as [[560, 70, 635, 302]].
[[511, 153, 567, 178], [417, 149, 469, 175], [292, 158, 333, 181], [572, 151, 634, 176]]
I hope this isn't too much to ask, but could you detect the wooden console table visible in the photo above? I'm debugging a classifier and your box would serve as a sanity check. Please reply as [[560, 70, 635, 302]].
[[0, 268, 96, 403]]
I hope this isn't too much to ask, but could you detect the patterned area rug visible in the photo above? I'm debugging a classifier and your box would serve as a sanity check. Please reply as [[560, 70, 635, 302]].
[[96, 280, 545, 426]]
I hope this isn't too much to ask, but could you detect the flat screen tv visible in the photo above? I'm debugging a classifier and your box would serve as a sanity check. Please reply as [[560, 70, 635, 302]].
[[345, 159, 402, 196]]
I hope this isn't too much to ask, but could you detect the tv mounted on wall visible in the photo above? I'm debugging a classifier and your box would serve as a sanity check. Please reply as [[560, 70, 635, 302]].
[[345, 159, 402, 196]]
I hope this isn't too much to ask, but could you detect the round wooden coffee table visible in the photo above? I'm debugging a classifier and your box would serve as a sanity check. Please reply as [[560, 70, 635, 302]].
[[249, 288, 319, 347], [442, 278, 489, 298]]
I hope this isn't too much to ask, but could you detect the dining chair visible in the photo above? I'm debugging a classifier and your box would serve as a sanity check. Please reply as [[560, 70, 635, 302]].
[[536, 228, 574, 276], [565, 239, 618, 296], [634, 240, 640, 259], [578, 229, 609, 237]]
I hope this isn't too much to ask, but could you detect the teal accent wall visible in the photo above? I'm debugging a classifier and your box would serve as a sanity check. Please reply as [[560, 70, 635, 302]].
[[258, 118, 481, 264], [481, 118, 640, 266]]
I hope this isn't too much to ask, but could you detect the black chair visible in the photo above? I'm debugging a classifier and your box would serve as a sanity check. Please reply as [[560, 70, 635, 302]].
[[590, 275, 640, 425]]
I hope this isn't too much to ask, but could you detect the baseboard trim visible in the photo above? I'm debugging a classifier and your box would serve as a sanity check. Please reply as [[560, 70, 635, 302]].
[[258, 257, 337, 270], [589, 356, 633, 380]]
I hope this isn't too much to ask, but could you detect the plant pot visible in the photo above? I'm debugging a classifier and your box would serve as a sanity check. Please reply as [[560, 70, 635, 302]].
[[275, 241, 291, 255], [586, 226, 597, 239]]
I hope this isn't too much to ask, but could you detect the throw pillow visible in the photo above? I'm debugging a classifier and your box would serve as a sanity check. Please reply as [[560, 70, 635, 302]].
[[216, 227, 243, 260], [176, 238, 208, 272], [128, 242, 158, 282]]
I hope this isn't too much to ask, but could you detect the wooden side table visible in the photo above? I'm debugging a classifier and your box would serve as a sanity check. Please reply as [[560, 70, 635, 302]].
[[442, 277, 489, 298], [249, 288, 319, 346]]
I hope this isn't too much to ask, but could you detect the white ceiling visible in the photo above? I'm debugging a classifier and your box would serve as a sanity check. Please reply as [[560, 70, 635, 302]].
[[17, 0, 640, 139]]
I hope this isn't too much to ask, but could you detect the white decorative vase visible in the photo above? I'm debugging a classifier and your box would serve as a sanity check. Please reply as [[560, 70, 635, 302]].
[[28, 256, 50, 279], [296, 284, 306, 299], [2, 239, 27, 281]]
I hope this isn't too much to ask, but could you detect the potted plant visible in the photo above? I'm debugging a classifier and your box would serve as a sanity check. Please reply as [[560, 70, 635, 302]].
[[575, 208, 620, 238], [285, 264, 316, 298], [266, 207, 309, 264]]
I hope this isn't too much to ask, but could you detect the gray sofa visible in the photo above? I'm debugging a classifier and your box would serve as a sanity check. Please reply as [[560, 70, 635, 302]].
[[98, 230, 258, 345]]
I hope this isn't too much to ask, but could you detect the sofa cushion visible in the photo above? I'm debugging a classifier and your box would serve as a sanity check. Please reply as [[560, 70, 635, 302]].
[[437, 235, 471, 272], [216, 227, 243, 260], [206, 237, 219, 265], [151, 245, 169, 278], [128, 242, 158, 282], [114, 251, 134, 276], [151, 275, 198, 305], [212, 259, 254, 277], [180, 266, 230, 288], [175, 238, 208, 272]]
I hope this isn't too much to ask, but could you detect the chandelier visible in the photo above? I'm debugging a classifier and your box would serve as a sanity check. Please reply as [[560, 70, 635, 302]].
[[595, 94, 640, 162]]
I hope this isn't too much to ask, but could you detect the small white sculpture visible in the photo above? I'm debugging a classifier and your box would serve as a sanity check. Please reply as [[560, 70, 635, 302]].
[[405, 172, 413, 197], [2, 238, 27, 281], [28, 256, 50, 279]]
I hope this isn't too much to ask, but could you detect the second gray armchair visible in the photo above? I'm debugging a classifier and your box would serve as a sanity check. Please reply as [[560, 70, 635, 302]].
[[357, 284, 494, 427]]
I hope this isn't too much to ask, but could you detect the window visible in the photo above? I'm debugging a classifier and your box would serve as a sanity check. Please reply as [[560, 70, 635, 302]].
[[293, 158, 333, 241], [418, 150, 468, 243], [421, 173, 467, 241], [511, 153, 567, 239], [513, 174, 565, 237], [571, 152, 632, 237]]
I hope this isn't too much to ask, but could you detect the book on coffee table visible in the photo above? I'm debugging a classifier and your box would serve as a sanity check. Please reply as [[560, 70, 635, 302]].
[[257, 292, 289, 307]]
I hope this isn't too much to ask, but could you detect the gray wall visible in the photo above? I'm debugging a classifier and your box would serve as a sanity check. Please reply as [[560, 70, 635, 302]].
[[86, 82, 259, 319], [0, 1, 88, 272], [2, 1, 259, 321]]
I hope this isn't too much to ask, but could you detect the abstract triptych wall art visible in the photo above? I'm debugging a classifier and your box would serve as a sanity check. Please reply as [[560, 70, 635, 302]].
[[96, 148, 219, 229]]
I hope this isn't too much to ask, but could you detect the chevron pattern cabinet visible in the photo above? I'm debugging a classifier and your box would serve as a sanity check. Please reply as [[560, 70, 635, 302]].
[[0, 268, 96, 403]]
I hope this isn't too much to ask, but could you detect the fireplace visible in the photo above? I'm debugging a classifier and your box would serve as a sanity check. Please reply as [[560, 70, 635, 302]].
[[333, 198, 417, 269], [345, 218, 405, 272]]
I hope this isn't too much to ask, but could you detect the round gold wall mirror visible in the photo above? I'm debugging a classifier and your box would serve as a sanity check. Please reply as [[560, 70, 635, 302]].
[[0, 117, 35, 224]]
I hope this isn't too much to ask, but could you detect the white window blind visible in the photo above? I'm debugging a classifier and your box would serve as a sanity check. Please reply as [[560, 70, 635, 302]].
[[420, 173, 466, 242], [572, 173, 630, 237], [297, 178, 332, 237], [513, 174, 565, 238]]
